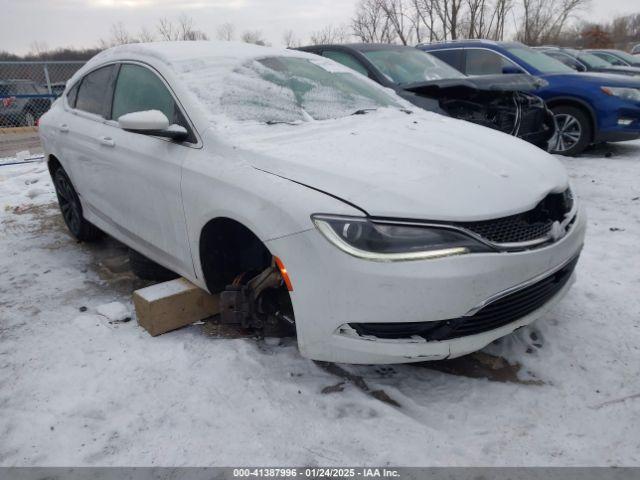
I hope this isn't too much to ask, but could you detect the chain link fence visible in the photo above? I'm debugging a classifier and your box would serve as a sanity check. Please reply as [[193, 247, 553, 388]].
[[0, 61, 85, 129]]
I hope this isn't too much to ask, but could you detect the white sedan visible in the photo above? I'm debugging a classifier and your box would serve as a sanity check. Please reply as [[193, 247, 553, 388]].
[[38, 41, 586, 364]]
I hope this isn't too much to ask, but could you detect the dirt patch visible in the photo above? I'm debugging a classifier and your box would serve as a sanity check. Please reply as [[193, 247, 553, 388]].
[[414, 351, 544, 385]]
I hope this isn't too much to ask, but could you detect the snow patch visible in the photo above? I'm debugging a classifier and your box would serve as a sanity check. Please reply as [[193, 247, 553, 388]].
[[96, 302, 130, 322]]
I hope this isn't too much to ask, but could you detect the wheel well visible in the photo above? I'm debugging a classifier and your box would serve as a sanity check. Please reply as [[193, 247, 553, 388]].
[[199, 218, 272, 293], [546, 99, 595, 142], [47, 154, 62, 177]]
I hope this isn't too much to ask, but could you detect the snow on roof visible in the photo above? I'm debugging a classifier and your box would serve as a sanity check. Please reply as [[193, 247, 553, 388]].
[[86, 41, 307, 72]]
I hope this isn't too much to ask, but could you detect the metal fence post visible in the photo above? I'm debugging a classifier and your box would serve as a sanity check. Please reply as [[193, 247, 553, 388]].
[[43, 63, 52, 95]]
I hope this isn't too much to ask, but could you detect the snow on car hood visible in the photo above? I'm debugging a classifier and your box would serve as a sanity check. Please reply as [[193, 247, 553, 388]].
[[224, 109, 569, 222]]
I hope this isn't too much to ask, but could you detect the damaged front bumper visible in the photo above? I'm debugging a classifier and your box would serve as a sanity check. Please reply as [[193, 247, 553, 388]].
[[266, 206, 586, 365]]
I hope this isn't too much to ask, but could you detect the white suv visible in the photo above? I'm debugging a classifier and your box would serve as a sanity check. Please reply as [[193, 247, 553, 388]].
[[39, 42, 586, 364]]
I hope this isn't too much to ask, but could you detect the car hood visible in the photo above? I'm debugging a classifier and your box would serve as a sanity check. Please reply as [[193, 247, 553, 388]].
[[540, 72, 640, 87], [402, 74, 547, 94], [227, 109, 569, 222]]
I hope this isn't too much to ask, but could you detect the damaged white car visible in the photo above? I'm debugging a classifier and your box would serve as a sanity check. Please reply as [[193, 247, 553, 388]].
[[38, 42, 586, 364]]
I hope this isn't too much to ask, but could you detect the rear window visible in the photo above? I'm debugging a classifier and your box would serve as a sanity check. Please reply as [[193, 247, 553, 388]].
[[428, 49, 465, 72], [75, 65, 116, 116], [66, 83, 80, 107]]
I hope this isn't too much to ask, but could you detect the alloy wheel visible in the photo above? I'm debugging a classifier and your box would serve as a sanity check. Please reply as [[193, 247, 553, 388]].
[[549, 113, 582, 153], [54, 172, 81, 234]]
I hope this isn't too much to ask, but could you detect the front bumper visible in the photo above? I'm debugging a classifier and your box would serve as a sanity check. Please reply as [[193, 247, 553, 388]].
[[267, 206, 586, 364]]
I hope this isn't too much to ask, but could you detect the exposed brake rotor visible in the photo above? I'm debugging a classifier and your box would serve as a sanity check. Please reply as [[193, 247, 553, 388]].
[[220, 259, 295, 337]]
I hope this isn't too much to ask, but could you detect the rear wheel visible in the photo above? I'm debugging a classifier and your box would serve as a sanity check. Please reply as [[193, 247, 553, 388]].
[[548, 105, 592, 156], [52, 167, 102, 242]]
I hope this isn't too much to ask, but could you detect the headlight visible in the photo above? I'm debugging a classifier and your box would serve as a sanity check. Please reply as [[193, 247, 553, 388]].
[[601, 86, 640, 102], [312, 215, 492, 262]]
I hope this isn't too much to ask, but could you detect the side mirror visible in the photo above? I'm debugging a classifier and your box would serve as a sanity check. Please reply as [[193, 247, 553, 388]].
[[502, 65, 523, 74], [118, 110, 189, 141]]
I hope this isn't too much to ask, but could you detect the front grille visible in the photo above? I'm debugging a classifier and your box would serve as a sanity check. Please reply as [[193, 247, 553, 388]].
[[456, 190, 574, 245], [350, 254, 579, 342]]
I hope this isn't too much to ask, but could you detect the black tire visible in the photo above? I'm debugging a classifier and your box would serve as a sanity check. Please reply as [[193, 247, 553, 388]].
[[52, 167, 103, 242], [548, 105, 592, 157], [129, 249, 179, 282]]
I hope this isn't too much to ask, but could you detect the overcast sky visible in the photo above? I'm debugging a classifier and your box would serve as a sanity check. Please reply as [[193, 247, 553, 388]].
[[1, 0, 638, 54]]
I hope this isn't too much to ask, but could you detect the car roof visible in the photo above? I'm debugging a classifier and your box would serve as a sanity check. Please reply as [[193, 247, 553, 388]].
[[419, 40, 523, 49], [300, 43, 416, 53], [82, 41, 313, 74]]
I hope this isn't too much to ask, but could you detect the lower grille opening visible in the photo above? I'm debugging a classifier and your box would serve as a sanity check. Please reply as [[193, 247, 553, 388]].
[[349, 254, 579, 342]]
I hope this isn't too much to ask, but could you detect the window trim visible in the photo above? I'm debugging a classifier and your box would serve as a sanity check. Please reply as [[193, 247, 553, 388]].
[[64, 60, 201, 148], [107, 60, 200, 147], [71, 63, 119, 120]]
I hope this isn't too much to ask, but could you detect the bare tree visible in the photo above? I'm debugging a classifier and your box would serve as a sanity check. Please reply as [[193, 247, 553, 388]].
[[157, 15, 208, 41], [241, 30, 269, 46], [111, 21, 135, 45], [516, 0, 589, 45], [157, 17, 180, 41], [138, 27, 155, 43], [29, 41, 49, 56], [309, 25, 351, 45], [177, 14, 209, 41], [282, 30, 301, 48], [217, 22, 235, 41], [352, 0, 397, 43]]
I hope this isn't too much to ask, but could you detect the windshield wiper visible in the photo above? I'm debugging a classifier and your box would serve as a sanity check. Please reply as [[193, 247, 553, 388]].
[[351, 108, 378, 115], [265, 120, 301, 126]]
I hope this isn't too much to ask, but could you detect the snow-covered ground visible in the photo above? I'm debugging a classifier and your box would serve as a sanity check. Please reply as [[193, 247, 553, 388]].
[[1, 142, 639, 466]]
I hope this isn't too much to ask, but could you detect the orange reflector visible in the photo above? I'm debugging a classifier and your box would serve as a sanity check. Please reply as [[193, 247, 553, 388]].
[[274, 256, 293, 292]]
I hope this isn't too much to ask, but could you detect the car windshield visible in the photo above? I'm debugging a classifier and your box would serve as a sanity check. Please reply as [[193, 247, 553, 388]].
[[506, 46, 574, 74], [606, 50, 640, 64], [362, 48, 466, 85], [568, 50, 612, 68], [221, 56, 401, 123]]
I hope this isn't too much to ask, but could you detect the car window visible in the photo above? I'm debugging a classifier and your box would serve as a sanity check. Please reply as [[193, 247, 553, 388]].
[[112, 64, 177, 122], [17, 83, 39, 94], [322, 51, 369, 77], [465, 49, 518, 75], [504, 46, 573, 74], [66, 83, 80, 107], [75, 65, 116, 117], [546, 52, 582, 70], [363, 49, 465, 84], [428, 49, 465, 72], [595, 52, 625, 66]]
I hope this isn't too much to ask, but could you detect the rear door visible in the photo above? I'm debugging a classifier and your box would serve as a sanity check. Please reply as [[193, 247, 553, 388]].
[[57, 65, 117, 203], [88, 62, 195, 277]]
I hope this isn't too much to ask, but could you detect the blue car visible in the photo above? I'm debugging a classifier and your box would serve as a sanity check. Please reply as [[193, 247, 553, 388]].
[[419, 40, 640, 156]]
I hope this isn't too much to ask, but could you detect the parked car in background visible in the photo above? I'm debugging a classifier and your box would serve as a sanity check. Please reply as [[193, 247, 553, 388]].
[[297, 43, 555, 149], [632, 44, 640, 55], [587, 49, 640, 68], [39, 41, 585, 364], [420, 40, 640, 156], [0, 79, 52, 127], [536, 46, 640, 77]]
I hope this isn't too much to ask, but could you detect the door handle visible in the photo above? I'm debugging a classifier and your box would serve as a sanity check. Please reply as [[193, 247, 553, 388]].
[[59, 124, 69, 133], [98, 136, 115, 147]]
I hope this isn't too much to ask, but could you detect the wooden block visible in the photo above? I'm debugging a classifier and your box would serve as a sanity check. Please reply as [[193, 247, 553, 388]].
[[133, 278, 220, 336]]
